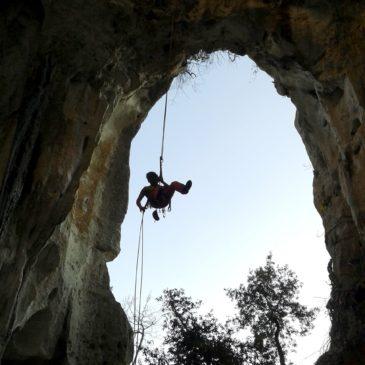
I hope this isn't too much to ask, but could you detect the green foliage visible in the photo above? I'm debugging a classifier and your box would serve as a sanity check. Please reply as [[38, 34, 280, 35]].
[[226, 254, 319, 365], [143, 255, 318, 365], [176, 50, 238, 87], [143, 289, 243, 365]]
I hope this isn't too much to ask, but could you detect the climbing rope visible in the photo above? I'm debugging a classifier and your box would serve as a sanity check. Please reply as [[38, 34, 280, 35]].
[[159, 91, 169, 180], [132, 212, 144, 364], [159, 16, 175, 180], [132, 17, 175, 364]]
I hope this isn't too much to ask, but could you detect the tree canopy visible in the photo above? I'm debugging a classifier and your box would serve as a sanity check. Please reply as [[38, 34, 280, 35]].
[[141, 255, 318, 365], [226, 254, 318, 365], [143, 289, 243, 365]]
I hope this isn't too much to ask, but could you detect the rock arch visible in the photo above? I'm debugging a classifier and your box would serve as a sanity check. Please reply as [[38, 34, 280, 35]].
[[0, 1, 364, 364]]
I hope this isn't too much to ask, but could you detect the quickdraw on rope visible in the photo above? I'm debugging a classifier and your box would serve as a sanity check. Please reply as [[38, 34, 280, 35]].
[[132, 212, 144, 365]]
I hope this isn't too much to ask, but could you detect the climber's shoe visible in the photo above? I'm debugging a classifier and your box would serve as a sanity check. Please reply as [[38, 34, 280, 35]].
[[152, 210, 160, 221], [185, 180, 192, 193]]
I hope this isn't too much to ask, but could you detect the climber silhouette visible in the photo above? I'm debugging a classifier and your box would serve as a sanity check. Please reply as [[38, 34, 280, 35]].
[[136, 172, 192, 221]]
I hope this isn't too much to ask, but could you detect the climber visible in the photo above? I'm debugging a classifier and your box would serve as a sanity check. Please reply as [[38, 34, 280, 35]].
[[136, 171, 192, 221]]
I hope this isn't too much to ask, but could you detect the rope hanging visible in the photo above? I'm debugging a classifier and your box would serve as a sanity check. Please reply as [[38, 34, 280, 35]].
[[132, 17, 175, 364], [159, 16, 175, 180], [159, 91, 168, 180], [132, 212, 144, 365]]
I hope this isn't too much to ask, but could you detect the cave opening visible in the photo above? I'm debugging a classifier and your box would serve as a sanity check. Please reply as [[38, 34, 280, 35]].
[[2, 1, 365, 364], [108, 52, 330, 364]]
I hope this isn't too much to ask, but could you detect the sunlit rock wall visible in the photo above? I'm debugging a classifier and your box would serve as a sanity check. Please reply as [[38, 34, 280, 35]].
[[0, 0, 365, 364]]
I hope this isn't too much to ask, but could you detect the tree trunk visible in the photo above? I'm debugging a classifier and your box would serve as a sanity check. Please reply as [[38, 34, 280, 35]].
[[273, 320, 286, 365]]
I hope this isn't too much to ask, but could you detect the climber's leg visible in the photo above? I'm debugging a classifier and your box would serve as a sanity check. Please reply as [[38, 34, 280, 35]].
[[162, 180, 192, 198]]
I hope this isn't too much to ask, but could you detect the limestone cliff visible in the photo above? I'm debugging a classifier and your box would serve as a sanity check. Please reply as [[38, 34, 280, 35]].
[[1, 0, 365, 364]]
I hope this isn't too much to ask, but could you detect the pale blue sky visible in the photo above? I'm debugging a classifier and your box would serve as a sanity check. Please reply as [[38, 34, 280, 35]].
[[108, 54, 331, 364]]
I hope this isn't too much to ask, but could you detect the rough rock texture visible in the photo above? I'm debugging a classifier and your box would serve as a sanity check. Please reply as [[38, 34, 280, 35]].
[[1, 0, 365, 364]]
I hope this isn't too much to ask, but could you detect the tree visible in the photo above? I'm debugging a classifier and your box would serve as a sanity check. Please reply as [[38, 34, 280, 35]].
[[143, 289, 243, 365], [226, 254, 319, 365], [122, 295, 160, 365], [142, 255, 318, 365]]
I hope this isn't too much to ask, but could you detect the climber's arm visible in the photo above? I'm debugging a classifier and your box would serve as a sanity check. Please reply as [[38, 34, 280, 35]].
[[136, 188, 147, 212], [159, 176, 168, 186]]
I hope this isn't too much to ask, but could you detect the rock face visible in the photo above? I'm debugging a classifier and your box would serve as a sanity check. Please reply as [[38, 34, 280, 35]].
[[1, 0, 365, 363]]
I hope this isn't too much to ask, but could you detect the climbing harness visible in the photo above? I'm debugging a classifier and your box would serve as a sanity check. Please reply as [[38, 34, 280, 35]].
[[132, 212, 144, 364], [152, 204, 171, 222]]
